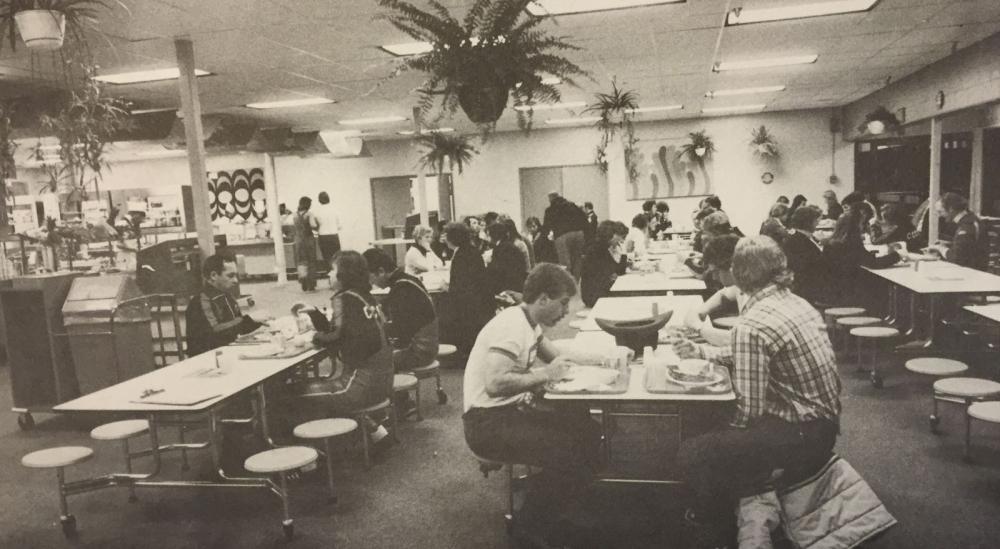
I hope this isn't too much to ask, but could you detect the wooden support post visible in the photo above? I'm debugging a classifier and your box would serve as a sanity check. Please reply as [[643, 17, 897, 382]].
[[929, 117, 942, 244], [264, 153, 287, 283], [970, 127, 984, 215], [174, 38, 214, 257]]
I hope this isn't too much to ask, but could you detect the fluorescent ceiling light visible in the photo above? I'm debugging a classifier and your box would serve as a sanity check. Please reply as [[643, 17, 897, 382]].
[[527, 0, 685, 16], [541, 76, 563, 86], [626, 105, 683, 114], [513, 101, 587, 112], [339, 115, 408, 126], [246, 97, 335, 110], [713, 55, 818, 72], [545, 116, 601, 126], [95, 68, 211, 84], [398, 128, 455, 136], [701, 104, 766, 114], [131, 107, 177, 115], [727, 0, 879, 26], [705, 85, 786, 98], [380, 42, 434, 56]]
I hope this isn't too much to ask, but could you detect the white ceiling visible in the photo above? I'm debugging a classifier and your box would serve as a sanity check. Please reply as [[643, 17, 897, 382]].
[[1, 0, 999, 138]]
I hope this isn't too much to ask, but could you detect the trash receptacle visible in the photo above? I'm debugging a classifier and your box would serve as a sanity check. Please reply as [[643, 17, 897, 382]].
[[62, 274, 154, 395]]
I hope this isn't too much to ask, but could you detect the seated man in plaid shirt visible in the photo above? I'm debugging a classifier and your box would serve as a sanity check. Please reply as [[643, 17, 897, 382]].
[[674, 235, 842, 548]]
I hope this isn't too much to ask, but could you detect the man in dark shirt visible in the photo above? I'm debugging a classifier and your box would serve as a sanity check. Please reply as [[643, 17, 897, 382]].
[[929, 192, 988, 270], [822, 190, 843, 220], [542, 192, 588, 278], [363, 248, 438, 371], [583, 201, 598, 243], [185, 253, 264, 356]]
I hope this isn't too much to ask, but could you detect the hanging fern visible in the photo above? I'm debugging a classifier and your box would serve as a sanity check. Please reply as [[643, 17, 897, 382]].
[[749, 125, 779, 160], [584, 78, 640, 183], [416, 131, 479, 176], [677, 130, 715, 162], [376, 0, 590, 133]]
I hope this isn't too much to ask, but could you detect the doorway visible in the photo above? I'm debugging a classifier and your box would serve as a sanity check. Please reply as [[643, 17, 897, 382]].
[[519, 164, 608, 224]]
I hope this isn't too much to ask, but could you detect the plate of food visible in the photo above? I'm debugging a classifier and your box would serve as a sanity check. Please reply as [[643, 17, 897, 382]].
[[547, 365, 627, 394], [665, 359, 724, 388]]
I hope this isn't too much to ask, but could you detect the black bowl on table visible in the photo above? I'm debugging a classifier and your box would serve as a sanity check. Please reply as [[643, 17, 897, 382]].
[[594, 310, 673, 357]]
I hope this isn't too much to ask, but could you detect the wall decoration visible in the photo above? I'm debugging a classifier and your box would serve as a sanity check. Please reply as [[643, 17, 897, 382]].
[[630, 136, 715, 199], [761, 172, 775, 185], [208, 168, 266, 222], [749, 125, 780, 161], [584, 78, 640, 184], [858, 106, 901, 136]]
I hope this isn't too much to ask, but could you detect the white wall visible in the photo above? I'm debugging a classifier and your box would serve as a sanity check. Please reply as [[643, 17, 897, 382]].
[[22, 107, 852, 253]]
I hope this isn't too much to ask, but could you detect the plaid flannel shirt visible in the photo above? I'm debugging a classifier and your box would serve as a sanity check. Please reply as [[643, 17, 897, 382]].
[[702, 284, 841, 428]]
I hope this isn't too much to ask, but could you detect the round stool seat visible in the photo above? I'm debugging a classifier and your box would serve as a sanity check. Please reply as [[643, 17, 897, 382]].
[[575, 309, 591, 318], [90, 419, 150, 441], [986, 295, 1000, 304], [569, 319, 587, 330], [968, 401, 1000, 423], [905, 358, 969, 377], [294, 418, 358, 440], [353, 398, 391, 415], [850, 326, 899, 338], [437, 344, 457, 357], [933, 377, 1000, 398], [22, 446, 94, 469], [244, 446, 318, 474], [837, 316, 881, 327], [411, 361, 440, 378], [393, 374, 419, 392], [824, 307, 866, 318], [712, 316, 739, 329]]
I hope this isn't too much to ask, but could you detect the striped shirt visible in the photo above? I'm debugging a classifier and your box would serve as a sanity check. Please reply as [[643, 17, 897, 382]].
[[702, 284, 841, 428]]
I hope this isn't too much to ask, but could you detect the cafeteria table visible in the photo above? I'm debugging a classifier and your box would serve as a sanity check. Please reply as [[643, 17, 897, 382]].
[[577, 295, 703, 332], [52, 344, 325, 533], [864, 261, 1000, 348], [965, 303, 1000, 324], [546, 332, 735, 484], [610, 272, 707, 296]]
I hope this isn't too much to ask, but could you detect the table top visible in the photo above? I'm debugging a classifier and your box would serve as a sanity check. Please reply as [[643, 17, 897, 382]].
[[55, 346, 323, 413], [863, 262, 1000, 295], [965, 304, 1000, 323], [371, 238, 413, 246], [611, 272, 707, 293], [577, 295, 703, 332]]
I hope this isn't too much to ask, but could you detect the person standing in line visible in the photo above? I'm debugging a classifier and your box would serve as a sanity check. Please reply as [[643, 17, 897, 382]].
[[294, 196, 319, 292], [583, 201, 598, 244], [313, 191, 342, 267], [822, 190, 843, 221], [542, 192, 587, 279]]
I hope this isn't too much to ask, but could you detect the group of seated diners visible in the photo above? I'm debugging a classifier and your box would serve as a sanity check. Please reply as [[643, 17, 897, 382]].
[[181, 186, 985, 548]]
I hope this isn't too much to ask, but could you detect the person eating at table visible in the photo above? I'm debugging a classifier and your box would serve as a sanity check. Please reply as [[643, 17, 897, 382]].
[[363, 248, 438, 374], [927, 192, 988, 270], [580, 220, 628, 308], [682, 235, 741, 347], [463, 263, 603, 547], [673, 236, 842, 549], [185, 253, 265, 356]]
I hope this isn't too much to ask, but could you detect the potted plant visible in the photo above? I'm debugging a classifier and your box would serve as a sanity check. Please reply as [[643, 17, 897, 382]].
[[416, 131, 479, 176], [749, 125, 779, 160], [0, 0, 127, 52], [36, 60, 132, 200], [0, 101, 16, 228], [584, 78, 640, 183], [678, 130, 715, 162], [376, 0, 590, 131], [858, 106, 900, 136]]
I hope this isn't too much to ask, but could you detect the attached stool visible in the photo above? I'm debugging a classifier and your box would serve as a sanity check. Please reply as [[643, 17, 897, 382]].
[[967, 402, 1000, 462], [837, 317, 882, 365], [437, 343, 458, 368], [22, 446, 94, 537], [349, 399, 396, 469], [244, 446, 319, 540], [712, 316, 739, 330], [393, 374, 421, 421], [905, 358, 969, 377], [410, 359, 448, 414], [293, 418, 358, 503], [930, 377, 1000, 461], [473, 454, 519, 533], [90, 419, 150, 503], [849, 326, 899, 388]]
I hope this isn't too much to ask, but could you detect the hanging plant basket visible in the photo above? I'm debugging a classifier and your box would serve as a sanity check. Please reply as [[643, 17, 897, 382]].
[[457, 85, 509, 125], [749, 125, 779, 160], [14, 10, 65, 51], [858, 106, 901, 136], [678, 130, 715, 162]]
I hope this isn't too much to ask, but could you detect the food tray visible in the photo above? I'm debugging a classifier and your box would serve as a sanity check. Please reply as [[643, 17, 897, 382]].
[[545, 367, 631, 395], [238, 345, 316, 360], [644, 365, 732, 395]]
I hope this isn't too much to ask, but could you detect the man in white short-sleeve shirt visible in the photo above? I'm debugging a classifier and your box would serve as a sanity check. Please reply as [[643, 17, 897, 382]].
[[313, 191, 342, 265], [462, 263, 603, 546]]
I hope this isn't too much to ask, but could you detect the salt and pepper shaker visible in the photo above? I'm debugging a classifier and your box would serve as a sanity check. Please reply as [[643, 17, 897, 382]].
[[214, 350, 223, 369]]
